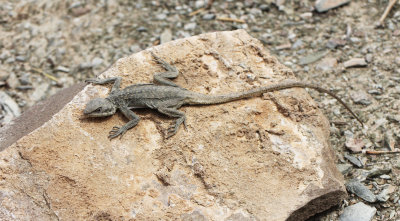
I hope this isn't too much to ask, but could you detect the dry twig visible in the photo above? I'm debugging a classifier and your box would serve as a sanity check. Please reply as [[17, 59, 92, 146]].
[[216, 17, 245, 23], [376, 0, 398, 27], [189, 8, 205, 16], [364, 149, 400, 155], [189, 0, 213, 16], [31, 67, 59, 83]]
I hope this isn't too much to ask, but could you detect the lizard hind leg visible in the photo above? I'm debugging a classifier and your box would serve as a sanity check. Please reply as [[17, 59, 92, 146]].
[[150, 52, 181, 87], [157, 107, 187, 138]]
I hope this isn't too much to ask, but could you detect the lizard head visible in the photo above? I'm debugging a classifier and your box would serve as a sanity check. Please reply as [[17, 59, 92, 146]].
[[83, 98, 116, 117]]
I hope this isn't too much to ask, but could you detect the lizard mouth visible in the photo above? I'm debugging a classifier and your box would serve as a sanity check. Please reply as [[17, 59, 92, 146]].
[[79, 114, 90, 120], [83, 107, 117, 118]]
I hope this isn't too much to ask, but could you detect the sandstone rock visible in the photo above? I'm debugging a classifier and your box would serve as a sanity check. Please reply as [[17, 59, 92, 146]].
[[0, 30, 346, 220]]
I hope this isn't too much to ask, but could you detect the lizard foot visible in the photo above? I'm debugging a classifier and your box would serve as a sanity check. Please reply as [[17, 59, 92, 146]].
[[108, 126, 127, 140], [165, 117, 186, 138], [166, 125, 179, 138]]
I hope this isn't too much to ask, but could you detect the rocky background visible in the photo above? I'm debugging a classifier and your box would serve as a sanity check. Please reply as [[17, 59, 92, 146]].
[[0, 0, 399, 220]]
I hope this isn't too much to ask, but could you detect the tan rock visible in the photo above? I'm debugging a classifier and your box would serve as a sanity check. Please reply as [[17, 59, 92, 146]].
[[316, 57, 338, 72], [344, 58, 368, 68], [0, 30, 346, 221]]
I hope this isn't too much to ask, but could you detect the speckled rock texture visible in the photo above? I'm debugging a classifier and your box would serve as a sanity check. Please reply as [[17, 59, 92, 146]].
[[0, 30, 346, 220]]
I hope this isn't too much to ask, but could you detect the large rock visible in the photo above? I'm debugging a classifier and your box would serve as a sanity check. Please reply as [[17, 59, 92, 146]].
[[0, 30, 346, 220]]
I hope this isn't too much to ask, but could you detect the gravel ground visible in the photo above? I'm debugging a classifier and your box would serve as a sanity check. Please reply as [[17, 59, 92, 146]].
[[1, 0, 400, 220]]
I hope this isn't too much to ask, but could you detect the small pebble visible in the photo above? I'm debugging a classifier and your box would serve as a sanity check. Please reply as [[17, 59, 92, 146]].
[[18, 73, 30, 85], [6, 72, 19, 89], [16, 85, 34, 90], [379, 175, 391, 180], [30, 82, 50, 102], [130, 45, 142, 53], [367, 89, 381, 95], [339, 202, 376, 221], [202, 13, 215, 20], [5, 57, 15, 63], [55, 66, 70, 73], [275, 43, 291, 51], [91, 57, 103, 67], [315, 0, 351, 13], [315, 57, 338, 72], [246, 74, 255, 81], [299, 50, 328, 65], [365, 54, 373, 63], [395, 57, 400, 65], [0, 69, 9, 81], [0, 91, 21, 124], [70, 6, 91, 17], [384, 132, 396, 150], [345, 179, 377, 203], [300, 12, 312, 20], [15, 55, 26, 62], [194, 0, 205, 8], [291, 39, 303, 49], [350, 90, 371, 105], [259, 4, 269, 11], [160, 29, 172, 44], [344, 58, 367, 68], [344, 154, 363, 168], [156, 13, 167, 20], [137, 26, 147, 32], [349, 37, 361, 43], [184, 23, 196, 31], [337, 163, 352, 176], [376, 187, 390, 202], [345, 138, 364, 153], [366, 168, 391, 179], [326, 38, 347, 49]]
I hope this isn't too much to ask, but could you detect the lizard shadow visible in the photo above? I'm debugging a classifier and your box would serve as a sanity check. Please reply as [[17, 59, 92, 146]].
[[80, 108, 177, 136]]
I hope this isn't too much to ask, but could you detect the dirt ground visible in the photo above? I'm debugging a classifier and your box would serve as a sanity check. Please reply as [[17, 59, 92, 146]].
[[0, 0, 399, 220]]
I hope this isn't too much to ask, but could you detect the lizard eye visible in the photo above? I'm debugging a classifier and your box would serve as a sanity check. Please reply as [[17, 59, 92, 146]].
[[95, 107, 102, 112]]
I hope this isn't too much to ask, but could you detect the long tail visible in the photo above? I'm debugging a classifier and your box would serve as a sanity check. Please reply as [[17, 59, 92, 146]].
[[186, 80, 363, 125]]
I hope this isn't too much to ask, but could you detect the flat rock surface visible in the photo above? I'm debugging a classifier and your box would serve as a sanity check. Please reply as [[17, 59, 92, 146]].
[[0, 30, 346, 220]]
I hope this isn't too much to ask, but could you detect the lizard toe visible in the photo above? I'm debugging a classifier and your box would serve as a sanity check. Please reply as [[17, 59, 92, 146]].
[[183, 120, 187, 130], [166, 125, 179, 138], [108, 126, 122, 139]]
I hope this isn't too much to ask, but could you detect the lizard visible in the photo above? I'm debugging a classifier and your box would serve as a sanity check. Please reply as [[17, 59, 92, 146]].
[[83, 52, 363, 139]]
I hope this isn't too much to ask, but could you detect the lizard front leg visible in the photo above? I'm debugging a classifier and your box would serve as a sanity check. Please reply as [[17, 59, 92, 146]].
[[157, 107, 187, 138], [109, 106, 140, 139], [151, 52, 181, 88], [85, 77, 122, 94]]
